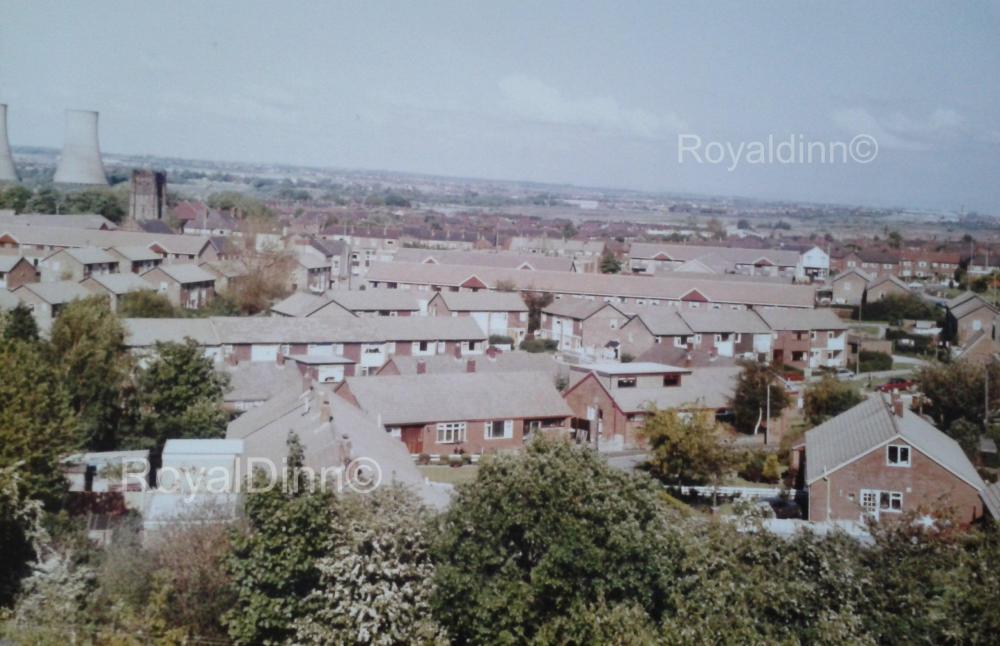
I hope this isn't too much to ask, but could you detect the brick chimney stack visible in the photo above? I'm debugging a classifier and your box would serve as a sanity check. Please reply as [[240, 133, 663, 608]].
[[416, 360, 427, 374], [320, 395, 332, 423], [466, 359, 476, 373], [891, 393, 904, 418], [453, 344, 462, 359]]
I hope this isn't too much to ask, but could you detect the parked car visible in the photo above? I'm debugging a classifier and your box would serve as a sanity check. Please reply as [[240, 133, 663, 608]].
[[877, 377, 914, 393], [834, 368, 855, 381]]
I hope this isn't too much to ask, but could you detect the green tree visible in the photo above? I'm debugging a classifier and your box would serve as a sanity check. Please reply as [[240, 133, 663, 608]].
[[642, 408, 733, 486], [0, 466, 46, 606], [117, 290, 178, 318], [731, 361, 790, 433], [48, 297, 131, 451], [431, 438, 676, 643], [131, 338, 230, 451], [0, 185, 32, 212], [62, 189, 126, 223], [803, 376, 864, 426], [225, 482, 337, 644], [0, 340, 76, 507], [2, 304, 39, 343], [600, 250, 622, 274], [917, 360, 1000, 431], [25, 187, 59, 214]]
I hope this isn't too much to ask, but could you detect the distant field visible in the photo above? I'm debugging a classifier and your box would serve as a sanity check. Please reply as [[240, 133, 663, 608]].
[[418, 465, 480, 486]]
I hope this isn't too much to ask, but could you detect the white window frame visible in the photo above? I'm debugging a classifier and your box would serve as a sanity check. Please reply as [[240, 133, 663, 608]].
[[436, 422, 467, 444], [886, 444, 911, 467], [485, 419, 514, 440]]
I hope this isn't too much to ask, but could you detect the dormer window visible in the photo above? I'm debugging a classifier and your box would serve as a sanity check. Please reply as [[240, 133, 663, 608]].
[[887, 445, 911, 467]]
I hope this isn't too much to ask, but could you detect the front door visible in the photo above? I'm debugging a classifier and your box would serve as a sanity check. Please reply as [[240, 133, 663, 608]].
[[860, 489, 879, 521], [401, 427, 423, 454]]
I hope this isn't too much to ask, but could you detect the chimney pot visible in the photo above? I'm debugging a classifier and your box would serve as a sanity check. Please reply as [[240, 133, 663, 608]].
[[416, 360, 427, 374]]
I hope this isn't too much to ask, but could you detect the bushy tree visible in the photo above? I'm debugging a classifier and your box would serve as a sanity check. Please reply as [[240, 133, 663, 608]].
[[431, 438, 678, 643], [117, 290, 178, 318], [803, 376, 864, 426], [0, 466, 46, 606], [600, 250, 622, 274], [48, 297, 131, 450], [294, 487, 444, 645], [917, 360, 1000, 430], [0, 341, 76, 507], [732, 361, 790, 433], [225, 481, 336, 644], [130, 338, 230, 450], [1, 304, 38, 343], [642, 409, 732, 486]]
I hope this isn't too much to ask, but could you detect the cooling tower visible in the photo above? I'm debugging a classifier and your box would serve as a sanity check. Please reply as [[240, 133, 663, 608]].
[[0, 104, 17, 182], [53, 109, 108, 185]]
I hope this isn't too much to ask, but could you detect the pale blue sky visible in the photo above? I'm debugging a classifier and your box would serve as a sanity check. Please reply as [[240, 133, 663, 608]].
[[2, 1, 999, 211]]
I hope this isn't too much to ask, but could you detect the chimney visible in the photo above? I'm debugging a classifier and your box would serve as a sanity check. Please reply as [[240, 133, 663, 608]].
[[891, 393, 904, 418], [686, 339, 694, 352], [276, 352, 285, 366], [684, 352, 693, 368], [53, 109, 108, 186], [466, 359, 476, 373], [416, 360, 427, 374], [320, 396, 332, 423], [0, 104, 17, 183], [302, 371, 314, 392], [453, 343, 462, 359], [486, 346, 500, 359]]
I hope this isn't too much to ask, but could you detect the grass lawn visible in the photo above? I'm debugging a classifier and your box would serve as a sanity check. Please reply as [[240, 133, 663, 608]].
[[418, 464, 480, 486]]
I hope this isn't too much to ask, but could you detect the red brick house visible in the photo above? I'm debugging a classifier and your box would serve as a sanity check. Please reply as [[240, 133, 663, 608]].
[[539, 299, 631, 358], [561, 362, 739, 450], [141, 263, 216, 309], [799, 395, 999, 525], [0, 255, 39, 290], [757, 307, 848, 372], [335, 371, 571, 455], [427, 291, 529, 341]]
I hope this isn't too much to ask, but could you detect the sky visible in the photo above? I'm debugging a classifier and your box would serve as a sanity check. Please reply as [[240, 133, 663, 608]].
[[1, 0, 999, 212]]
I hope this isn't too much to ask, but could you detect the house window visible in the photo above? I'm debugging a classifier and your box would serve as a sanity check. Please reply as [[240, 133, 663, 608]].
[[663, 374, 680, 387], [418, 340, 429, 352], [827, 331, 835, 339], [486, 420, 514, 440], [879, 491, 903, 512], [887, 445, 911, 467], [436, 422, 467, 444], [617, 377, 637, 388]]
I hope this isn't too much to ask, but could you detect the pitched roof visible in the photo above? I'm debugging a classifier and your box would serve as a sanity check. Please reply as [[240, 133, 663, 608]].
[[84, 272, 156, 295], [150, 263, 217, 284], [542, 298, 618, 319], [868, 274, 910, 291], [270, 291, 332, 317], [622, 307, 691, 336], [0, 224, 212, 257], [576, 365, 740, 413], [804, 395, 989, 500], [393, 248, 574, 271], [0, 288, 20, 310], [341, 371, 571, 425], [327, 290, 421, 312], [60, 246, 118, 265], [630, 242, 800, 266], [949, 293, 996, 319], [0, 213, 117, 230], [386, 351, 562, 377], [109, 244, 162, 262], [0, 255, 33, 272], [831, 267, 873, 284], [222, 363, 302, 404], [677, 308, 770, 334], [14, 280, 93, 305], [756, 307, 847, 331], [366, 262, 816, 308], [432, 290, 528, 312]]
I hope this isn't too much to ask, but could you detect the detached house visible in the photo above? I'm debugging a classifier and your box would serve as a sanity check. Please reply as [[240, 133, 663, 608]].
[[799, 395, 999, 525], [866, 274, 910, 302], [336, 371, 572, 455], [41, 247, 119, 282], [830, 268, 872, 306], [427, 291, 529, 341], [141, 263, 216, 309], [758, 307, 847, 371], [0, 255, 39, 290]]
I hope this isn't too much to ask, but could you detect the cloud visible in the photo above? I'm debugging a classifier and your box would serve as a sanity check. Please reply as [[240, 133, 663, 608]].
[[832, 107, 974, 151], [497, 74, 685, 140]]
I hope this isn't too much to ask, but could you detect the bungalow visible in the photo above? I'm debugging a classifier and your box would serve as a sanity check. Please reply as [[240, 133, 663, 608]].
[[81, 272, 157, 311], [798, 394, 999, 524], [41, 247, 119, 282], [757, 307, 848, 372], [427, 291, 529, 341], [0, 255, 39, 290], [336, 371, 572, 455], [141, 263, 216, 309], [866, 274, 910, 302], [561, 362, 739, 451], [12, 280, 97, 328]]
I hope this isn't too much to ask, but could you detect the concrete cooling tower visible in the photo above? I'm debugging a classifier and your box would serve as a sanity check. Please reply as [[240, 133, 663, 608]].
[[53, 109, 108, 185], [0, 104, 17, 182]]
